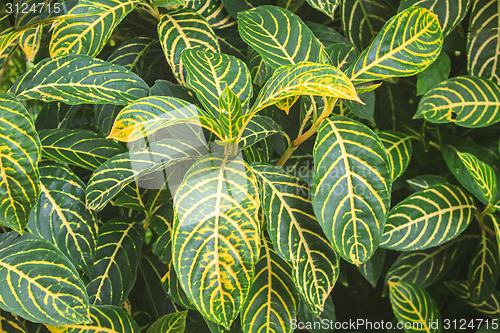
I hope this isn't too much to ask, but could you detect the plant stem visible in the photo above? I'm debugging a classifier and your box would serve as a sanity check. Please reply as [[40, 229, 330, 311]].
[[476, 211, 496, 238], [276, 97, 337, 167]]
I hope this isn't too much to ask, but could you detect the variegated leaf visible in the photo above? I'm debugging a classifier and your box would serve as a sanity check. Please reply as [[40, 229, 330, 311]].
[[306, 0, 340, 19], [247, 47, 273, 86], [312, 117, 391, 265], [86, 218, 144, 306], [469, 229, 500, 302], [182, 49, 252, 118], [219, 87, 243, 140], [467, 0, 500, 85], [251, 62, 361, 114], [85, 139, 206, 211], [238, 6, 323, 69], [15, 0, 44, 62], [241, 238, 297, 333], [147, 310, 188, 333], [341, 0, 398, 50], [380, 184, 476, 251], [357, 248, 386, 288], [158, 8, 220, 85], [9, 55, 149, 105], [347, 7, 443, 84], [0, 232, 90, 325], [389, 281, 441, 333], [415, 76, 500, 128], [252, 163, 339, 315], [406, 175, 449, 191], [46, 305, 140, 332], [326, 43, 359, 72], [378, 131, 414, 182], [445, 280, 500, 318], [39, 129, 126, 171], [187, 0, 235, 29], [399, 0, 472, 36], [28, 163, 97, 276], [239, 116, 288, 150], [49, 0, 138, 57], [0, 93, 41, 232], [173, 154, 260, 329], [107, 96, 223, 142], [0, 309, 27, 332], [386, 236, 471, 287]]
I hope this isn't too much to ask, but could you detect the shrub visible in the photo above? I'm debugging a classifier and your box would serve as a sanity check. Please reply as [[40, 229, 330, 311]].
[[0, 0, 500, 332]]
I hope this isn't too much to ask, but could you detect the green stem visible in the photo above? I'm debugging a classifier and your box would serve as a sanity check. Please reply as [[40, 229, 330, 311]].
[[275, 97, 337, 167]]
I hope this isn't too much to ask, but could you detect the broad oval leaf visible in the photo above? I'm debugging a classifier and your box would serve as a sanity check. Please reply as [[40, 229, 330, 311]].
[[241, 238, 297, 333], [158, 8, 220, 86], [238, 6, 323, 69], [0, 232, 90, 325], [86, 218, 144, 306], [467, 0, 500, 85], [326, 42, 359, 72], [107, 96, 223, 142], [406, 175, 449, 191], [182, 49, 253, 118], [187, 0, 235, 30], [47, 305, 140, 333], [172, 154, 260, 329], [9, 55, 149, 105], [86, 139, 205, 211], [380, 184, 476, 251], [28, 163, 97, 276], [468, 229, 500, 302], [306, 0, 340, 19], [389, 281, 441, 333], [399, 0, 472, 36], [251, 62, 361, 114], [386, 236, 471, 287], [49, 0, 138, 57], [347, 7, 443, 84], [252, 163, 339, 315], [239, 116, 288, 150], [357, 248, 386, 288], [247, 47, 273, 86], [414, 76, 500, 128], [0, 93, 41, 232], [378, 130, 414, 182], [312, 116, 391, 265], [341, 0, 398, 50], [147, 310, 188, 333], [445, 280, 500, 318], [39, 129, 126, 171]]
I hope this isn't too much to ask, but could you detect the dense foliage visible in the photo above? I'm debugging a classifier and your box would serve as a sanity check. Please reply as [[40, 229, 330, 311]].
[[0, 0, 500, 332]]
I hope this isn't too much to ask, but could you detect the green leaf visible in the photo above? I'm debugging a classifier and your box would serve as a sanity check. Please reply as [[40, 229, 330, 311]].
[[182, 49, 252, 118], [406, 175, 449, 191], [467, 0, 500, 85], [341, 90, 375, 122], [85, 139, 206, 211], [0, 93, 41, 233], [399, 0, 472, 36], [0, 232, 90, 325], [219, 87, 243, 140], [326, 43, 359, 72], [187, 0, 235, 29], [341, 0, 398, 50], [443, 144, 497, 205], [9, 55, 149, 105], [306, 21, 351, 48], [296, 297, 335, 333], [386, 236, 471, 287], [0, 309, 28, 332], [49, 0, 138, 57], [347, 7, 443, 84], [357, 248, 386, 288], [46, 305, 140, 332], [487, 213, 500, 261], [35, 102, 80, 131], [172, 154, 260, 329], [378, 130, 414, 182], [251, 163, 340, 315], [416, 50, 451, 96], [312, 116, 391, 265], [240, 238, 297, 333], [158, 8, 220, 86], [221, 0, 267, 18], [107, 96, 223, 142], [147, 311, 188, 333], [306, 0, 340, 19], [247, 47, 273, 86], [251, 62, 361, 114], [445, 280, 500, 318], [15, 0, 44, 62], [389, 281, 441, 333], [414, 76, 500, 127], [380, 184, 476, 251], [39, 129, 125, 171], [239, 116, 288, 150], [238, 6, 323, 69], [28, 163, 97, 276], [469, 229, 500, 302], [86, 218, 144, 306]]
